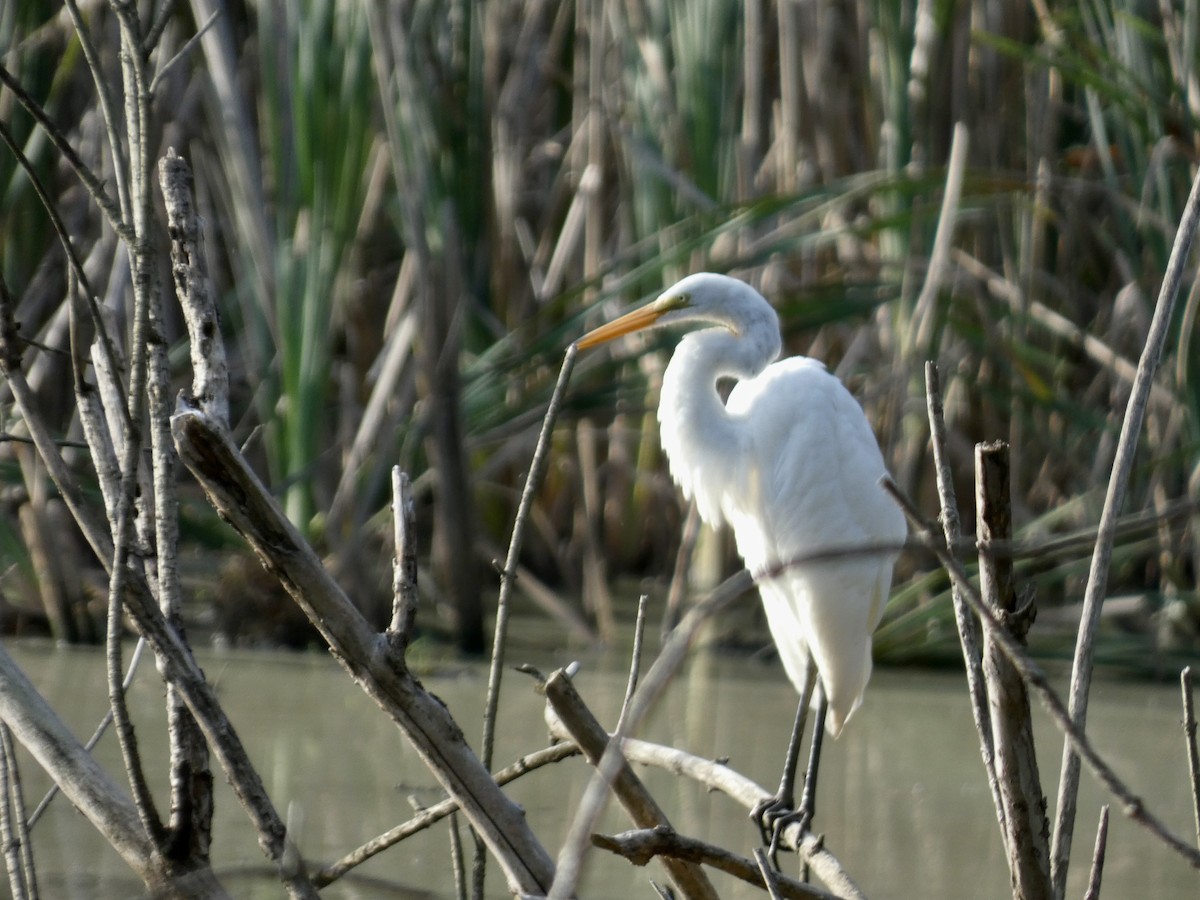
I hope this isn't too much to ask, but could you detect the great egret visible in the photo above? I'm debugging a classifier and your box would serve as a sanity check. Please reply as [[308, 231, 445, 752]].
[[576, 272, 905, 841]]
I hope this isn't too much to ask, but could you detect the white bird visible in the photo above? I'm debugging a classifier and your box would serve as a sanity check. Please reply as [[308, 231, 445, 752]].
[[576, 272, 905, 837]]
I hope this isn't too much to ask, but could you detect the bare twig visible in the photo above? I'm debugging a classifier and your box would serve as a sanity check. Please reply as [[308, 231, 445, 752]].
[[882, 477, 1200, 871], [542, 668, 719, 900], [0, 120, 130, 429], [481, 345, 578, 768], [1083, 806, 1109, 900], [1050, 145, 1200, 898], [591, 827, 836, 900], [159, 149, 230, 426], [61, 0, 132, 226], [448, 811, 467, 900], [27, 638, 148, 828], [148, 8, 221, 95], [387, 469, 418, 644], [753, 847, 787, 900], [313, 743, 580, 887], [616, 594, 649, 734], [975, 442, 1051, 899], [0, 62, 130, 239], [925, 361, 1000, 820], [0, 724, 36, 900], [1183, 667, 1200, 849], [544, 569, 754, 898]]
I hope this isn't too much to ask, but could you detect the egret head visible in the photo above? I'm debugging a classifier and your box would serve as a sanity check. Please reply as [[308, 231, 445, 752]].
[[576, 273, 775, 350]]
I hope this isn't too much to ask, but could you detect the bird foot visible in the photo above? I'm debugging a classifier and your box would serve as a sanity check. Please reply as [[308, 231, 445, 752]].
[[748, 796, 816, 868], [751, 795, 813, 866]]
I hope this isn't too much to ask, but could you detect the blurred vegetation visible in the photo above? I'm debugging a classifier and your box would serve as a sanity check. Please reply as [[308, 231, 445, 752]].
[[0, 0, 1197, 668]]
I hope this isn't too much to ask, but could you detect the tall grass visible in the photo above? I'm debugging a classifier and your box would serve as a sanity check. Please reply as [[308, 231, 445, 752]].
[[0, 0, 1197, 662]]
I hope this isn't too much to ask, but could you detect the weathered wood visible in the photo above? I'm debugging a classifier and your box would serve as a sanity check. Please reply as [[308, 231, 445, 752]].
[[170, 402, 556, 896], [159, 149, 229, 428], [975, 441, 1051, 900], [542, 668, 720, 900], [594, 825, 838, 900], [0, 644, 228, 900]]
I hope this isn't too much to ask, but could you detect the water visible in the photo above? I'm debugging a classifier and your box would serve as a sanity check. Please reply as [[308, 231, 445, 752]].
[[4, 639, 1197, 899]]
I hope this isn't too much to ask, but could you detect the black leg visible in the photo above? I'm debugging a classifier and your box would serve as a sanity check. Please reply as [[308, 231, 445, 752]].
[[755, 671, 830, 870], [790, 681, 828, 881], [751, 692, 807, 843], [751, 657, 819, 856], [796, 678, 827, 833]]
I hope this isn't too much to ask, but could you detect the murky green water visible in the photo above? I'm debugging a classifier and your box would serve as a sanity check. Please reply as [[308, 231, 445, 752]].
[[4, 638, 1196, 899]]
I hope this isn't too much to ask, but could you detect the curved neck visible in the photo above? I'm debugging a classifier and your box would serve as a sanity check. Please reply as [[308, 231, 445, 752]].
[[657, 326, 777, 524]]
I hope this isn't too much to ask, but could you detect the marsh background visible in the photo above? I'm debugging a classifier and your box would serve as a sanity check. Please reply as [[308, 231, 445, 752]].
[[1, 0, 1200, 894], [4, 0, 1198, 664]]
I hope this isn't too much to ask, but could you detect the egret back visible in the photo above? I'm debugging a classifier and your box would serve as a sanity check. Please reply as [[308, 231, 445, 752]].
[[661, 346, 904, 734]]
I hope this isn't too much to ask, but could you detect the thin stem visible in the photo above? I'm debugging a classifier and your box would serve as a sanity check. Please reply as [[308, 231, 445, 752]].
[[882, 477, 1200, 871], [1182, 667, 1200, 849], [753, 847, 786, 900], [27, 640, 148, 828], [387, 469, 418, 643], [480, 344, 578, 769], [148, 8, 221, 96], [0, 62, 130, 240], [448, 812, 466, 900], [925, 361, 1000, 824], [615, 594, 649, 734], [0, 724, 36, 900], [1083, 805, 1109, 900], [311, 742, 579, 887], [0, 121, 131, 430], [1050, 156, 1200, 898], [62, 0, 132, 226]]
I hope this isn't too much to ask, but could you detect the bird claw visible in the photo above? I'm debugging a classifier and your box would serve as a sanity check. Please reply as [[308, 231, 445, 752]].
[[751, 795, 813, 867]]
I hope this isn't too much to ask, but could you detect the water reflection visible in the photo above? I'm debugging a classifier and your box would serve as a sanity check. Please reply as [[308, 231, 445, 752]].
[[5, 640, 1196, 899]]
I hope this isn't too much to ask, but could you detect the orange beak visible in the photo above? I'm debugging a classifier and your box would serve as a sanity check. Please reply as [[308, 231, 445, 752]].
[[575, 302, 667, 350]]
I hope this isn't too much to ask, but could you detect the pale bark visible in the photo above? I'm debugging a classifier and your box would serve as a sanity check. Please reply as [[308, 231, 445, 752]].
[[976, 442, 1051, 900], [542, 668, 720, 900], [170, 402, 557, 896], [0, 644, 227, 900]]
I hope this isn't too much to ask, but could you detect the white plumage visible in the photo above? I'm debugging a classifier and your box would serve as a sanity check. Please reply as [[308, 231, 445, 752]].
[[578, 272, 905, 736]]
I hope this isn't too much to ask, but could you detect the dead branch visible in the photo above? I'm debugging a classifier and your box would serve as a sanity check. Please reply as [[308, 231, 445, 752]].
[[0, 725, 35, 900], [1183, 667, 1200, 849], [313, 742, 580, 887], [1083, 806, 1109, 900], [481, 344, 579, 768], [545, 712, 864, 898], [159, 149, 229, 427], [883, 477, 1200, 871], [924, 362, 998, 820], [0, 644, 227, 899], [170, 401, 556, 896], [387, 468, 418, 644], [541, 667, 719, 899], [1050, 159, 1200, 894], [593, 825, 838, 900], [975, 442, 1051, 899]]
